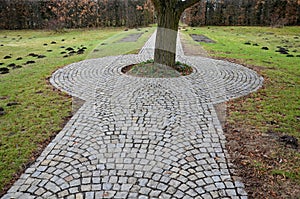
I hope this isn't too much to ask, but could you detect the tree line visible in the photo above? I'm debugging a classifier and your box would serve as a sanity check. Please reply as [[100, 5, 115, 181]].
[[0, 0, 299, 30], [184, 0, 300, 27], [0, 0, 154, 30]]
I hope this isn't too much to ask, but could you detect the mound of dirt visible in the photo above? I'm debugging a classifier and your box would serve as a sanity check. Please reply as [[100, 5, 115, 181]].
[[122, 61, 192, 78], [0, 67, 9, 74]]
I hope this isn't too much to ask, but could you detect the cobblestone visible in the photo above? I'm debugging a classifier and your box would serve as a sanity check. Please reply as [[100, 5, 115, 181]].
[[2, 30, 263, 198]]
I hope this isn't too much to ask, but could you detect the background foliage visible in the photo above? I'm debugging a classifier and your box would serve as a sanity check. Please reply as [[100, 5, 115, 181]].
[[0, 0, 155, 30], [184, 0, 300, 27], [1, 0, 299, 30]]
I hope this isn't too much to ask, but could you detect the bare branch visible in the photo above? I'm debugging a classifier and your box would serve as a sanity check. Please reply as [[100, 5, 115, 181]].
[[176, 0, 200, 13]]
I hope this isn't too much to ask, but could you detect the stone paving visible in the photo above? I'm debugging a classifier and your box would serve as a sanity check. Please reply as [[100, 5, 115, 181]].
[[2, 31, 263, 199]]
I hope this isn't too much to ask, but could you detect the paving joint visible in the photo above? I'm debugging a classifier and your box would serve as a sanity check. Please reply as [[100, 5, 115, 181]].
[[2, 31, 263, 199]]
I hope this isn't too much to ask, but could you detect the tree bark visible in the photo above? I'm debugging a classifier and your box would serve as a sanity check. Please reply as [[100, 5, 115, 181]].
[[151, 0, 200, 67], [154, 6, 181, 67]]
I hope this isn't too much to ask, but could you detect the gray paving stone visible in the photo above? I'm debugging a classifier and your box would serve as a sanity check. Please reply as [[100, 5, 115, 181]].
[[205, 184, 218, 192], [178, 183, 189, 192], [85, 192, 94, 198], [66, 195, 75, 199], [95, 191, 104, 198], [138, 195, 148, 199], [58, 190, 69, 198], [226, 189, 238, 196], [75, 193, 83, 199], [102, 191, 116, 198], [114, 191, 128, 198], [1, 30, 261, 199], [121, 183, 132, 192], [201, 193, 213, 199], [35, 188, 47, 196], [69, 187, 79, 194]]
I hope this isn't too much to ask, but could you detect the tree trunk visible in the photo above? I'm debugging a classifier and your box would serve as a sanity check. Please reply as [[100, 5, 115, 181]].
[[154, 8, 180, 67], [151, 0, 200, 67]]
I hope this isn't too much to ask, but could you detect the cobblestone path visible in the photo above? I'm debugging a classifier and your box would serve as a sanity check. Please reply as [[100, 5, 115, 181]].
[[2, 31, 263, 199]]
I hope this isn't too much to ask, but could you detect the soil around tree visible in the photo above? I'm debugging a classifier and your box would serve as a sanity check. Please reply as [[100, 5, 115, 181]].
[[121, 61, 193, 78]]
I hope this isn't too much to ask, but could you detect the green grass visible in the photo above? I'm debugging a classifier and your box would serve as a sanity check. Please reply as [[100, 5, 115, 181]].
[[0, 27, 155, 194], [182, 26, 300, 182], [272, 169, 300, 181], [183, 26, 300, 137], [1, 25, 299, 193], [87, 27, 156, 59]]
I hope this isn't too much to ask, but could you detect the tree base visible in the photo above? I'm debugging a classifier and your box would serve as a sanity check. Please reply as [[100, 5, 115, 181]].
[[122, 60, 193, 78]]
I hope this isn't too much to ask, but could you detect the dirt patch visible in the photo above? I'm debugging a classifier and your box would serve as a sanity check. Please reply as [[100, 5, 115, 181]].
[[180, 33, 209, 57], [210, 57, 300, 198], [123, 63, 181, 78], [3, 55, 12, 59], [122, 59, 193, 78], [118, 33, 143, 43], [0, 67, 9, 74], [224, 100, 300, 198], [190, 34, 216, 43]]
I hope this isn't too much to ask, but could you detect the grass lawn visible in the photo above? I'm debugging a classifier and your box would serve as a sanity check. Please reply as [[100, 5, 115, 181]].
[[0, 25, 299, 197], [183, 26, 299, 137], [182, 26, 300, 197], [0, 26, 155, 195]]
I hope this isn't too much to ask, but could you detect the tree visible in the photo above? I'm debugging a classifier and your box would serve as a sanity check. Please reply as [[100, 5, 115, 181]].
[[151, 0, 200, 67]]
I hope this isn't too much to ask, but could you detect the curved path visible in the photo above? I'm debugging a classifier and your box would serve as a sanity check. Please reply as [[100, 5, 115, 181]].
[[2, 31, 263, 199]]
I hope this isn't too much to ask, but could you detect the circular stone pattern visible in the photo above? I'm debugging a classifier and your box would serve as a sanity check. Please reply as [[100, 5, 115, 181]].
[[50, 54, 263, 104], [3, 32, 263, 199]]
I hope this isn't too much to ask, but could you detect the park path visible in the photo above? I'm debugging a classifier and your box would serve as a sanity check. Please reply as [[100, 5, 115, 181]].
[[2, 31, 263, 199]]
